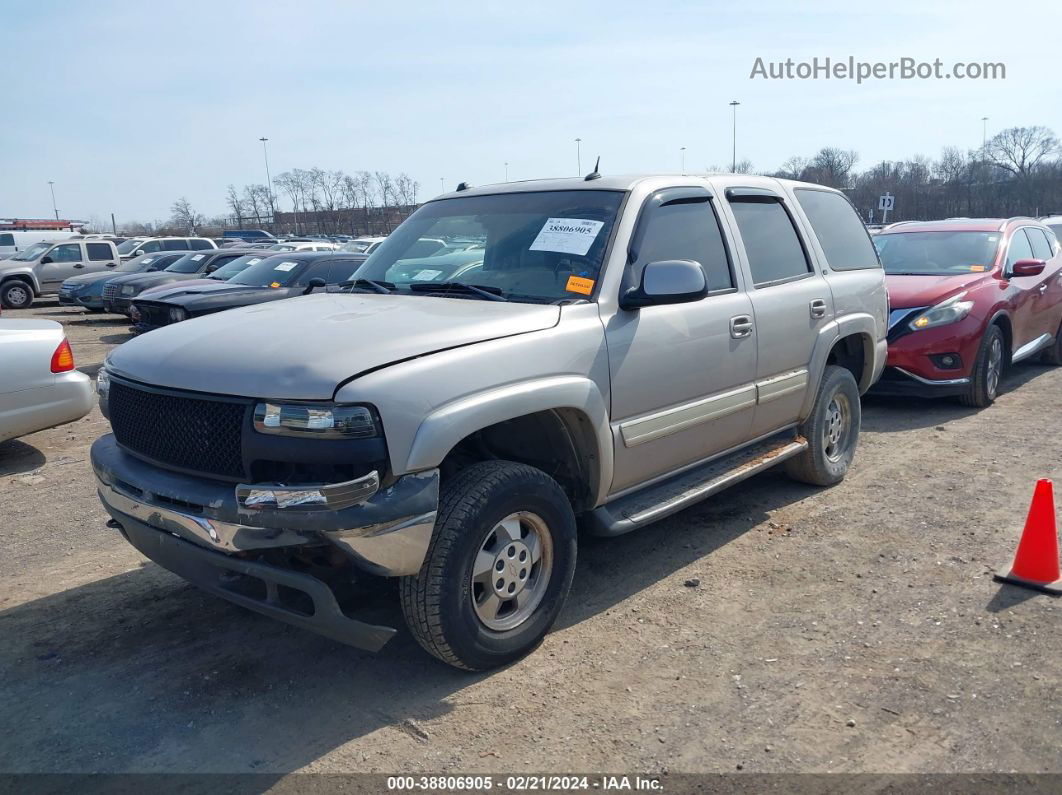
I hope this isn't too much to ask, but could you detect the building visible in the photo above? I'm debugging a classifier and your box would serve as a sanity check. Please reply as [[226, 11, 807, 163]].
[[0, 218, 85, 232]]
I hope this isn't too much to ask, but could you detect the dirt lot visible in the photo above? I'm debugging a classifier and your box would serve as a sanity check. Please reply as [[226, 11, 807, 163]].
[[1, 299, 1060, 776]]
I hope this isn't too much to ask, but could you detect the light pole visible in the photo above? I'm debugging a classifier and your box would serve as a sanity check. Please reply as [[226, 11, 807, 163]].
[[505, 161, 509, 182], [981, 116, 989, 155], [575, 138, 582, 175], [440, 177, 445, 193], [47, 181, 58, 221], [258, 137, 274, 226], [729, 100, 740, 172], [680, 147, 686, 174]]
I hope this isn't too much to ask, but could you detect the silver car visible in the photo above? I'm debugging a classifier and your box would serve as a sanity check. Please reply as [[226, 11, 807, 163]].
[[0, 319, 94, 443], [91, 174, 888, 669]]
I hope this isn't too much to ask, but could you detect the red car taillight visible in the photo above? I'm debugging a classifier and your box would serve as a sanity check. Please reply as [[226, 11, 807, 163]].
[[50, 338, 75, 373]]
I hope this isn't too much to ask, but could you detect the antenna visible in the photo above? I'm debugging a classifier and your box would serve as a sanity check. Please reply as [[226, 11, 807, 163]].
[[584, 156, 601, 181]]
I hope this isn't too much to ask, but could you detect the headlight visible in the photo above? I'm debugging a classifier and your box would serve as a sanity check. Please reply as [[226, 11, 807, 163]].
[[121, 285, 136, 296], [169, 307, 186, 323], [253, 403, 379, 439], [908, 292, 975, 331]]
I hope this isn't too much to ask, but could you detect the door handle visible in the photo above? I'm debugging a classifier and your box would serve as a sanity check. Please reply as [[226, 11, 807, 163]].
[[810, 298, 827, 318], [73, 264, 84, 269], [1039, 283, 1048, 294], [730, 314, 753, 339]]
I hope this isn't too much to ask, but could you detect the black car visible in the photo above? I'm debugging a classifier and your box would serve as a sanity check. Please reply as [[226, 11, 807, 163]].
[[130, 252, 364, 332], [103, 249, 259, 314]]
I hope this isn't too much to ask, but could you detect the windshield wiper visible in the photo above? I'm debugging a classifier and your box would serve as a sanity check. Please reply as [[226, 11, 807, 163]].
[[409, 282, 508, 302], [339, 278, 395, 294]]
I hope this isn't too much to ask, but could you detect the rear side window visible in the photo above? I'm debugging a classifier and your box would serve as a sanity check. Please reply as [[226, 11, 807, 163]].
[[631, 196, 733, 292], [162, 239, 190, 251], [1006, 230, 1034, 267], [190, 239, 213, 250], [86, 243, 113, 261], [728, 199, 811, 285], [794, 188, 879, 271], [1026, 228, 1052, 261], [0, 234, 13, 246], [141, 240, 163, 253]]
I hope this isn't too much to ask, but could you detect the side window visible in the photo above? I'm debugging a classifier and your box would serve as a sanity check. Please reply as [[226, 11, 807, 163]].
[[207, 255, 236, 271], [325, 259, 356, 283], [1006, 230, 1034, 267], [0, 234, 13, 246], [1026, 228, 1052, 261], [87, 243, 113, 261], [793, 188, 879, 271], [190, 239, 212, 250], [141, 240, 162, 253], [631, 197, 733, 292], [162, 239, 190, 251], [49, 243, 82, 262], [728, 198, 811, 286]]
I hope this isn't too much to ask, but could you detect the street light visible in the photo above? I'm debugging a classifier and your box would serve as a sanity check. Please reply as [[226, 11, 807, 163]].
[[981, 116, 989, 154], [575, 138, 582, 175], [440, 177, 445, 193], [729, 101, 740, 172], [505, 161, 509, 182], [258, 137, 274, 226], [47, 181, 58, 221], [680, 147, 686, 175]]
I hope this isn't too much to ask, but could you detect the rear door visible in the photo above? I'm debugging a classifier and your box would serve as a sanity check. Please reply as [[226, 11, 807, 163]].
[[1004, 228, 1044, 349], [84, 242, 119, 275], [38, 242, 86, 288], [720, 188, 833, 437], [1024, 227, 1062, 339]]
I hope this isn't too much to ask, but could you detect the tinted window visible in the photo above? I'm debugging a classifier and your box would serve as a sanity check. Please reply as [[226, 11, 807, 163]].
[[0, 234, 13, 246], [729, 199, 810, 285], [1006, 229, 1034, 267], [50, 243, 82, 262], [141, 240, 163, 253], [206, 255, 239, 272], [324, 259, 358, 282], [208, 254, 264, 280], [794, 189, 879, 271], [161, 239, 190, 251], [631, 197, 732, 291], [229, 257, 310, 287], [116, 239, 146, 255], [295, 260, 336, 286], [190, 239, 213, 250], [1026, 228, 1052, 261], [1047, 224, 1062, 246], [165, 253, 209, 273], [86, 242, 113, 261]]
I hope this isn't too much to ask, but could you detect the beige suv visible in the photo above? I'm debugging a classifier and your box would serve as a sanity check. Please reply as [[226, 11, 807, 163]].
[[0, 239, 120, 309]]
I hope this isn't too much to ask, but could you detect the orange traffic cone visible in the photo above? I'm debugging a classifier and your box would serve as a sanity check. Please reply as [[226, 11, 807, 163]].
[[994, 479, 1062, 594]]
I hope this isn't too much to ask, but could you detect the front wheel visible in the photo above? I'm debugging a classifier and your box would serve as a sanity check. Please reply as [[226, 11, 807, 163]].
[[400, 460, 577, 670], [0, 281, 34, 309], [785, 365, 861, 487], [959, 325, 1004, 408]]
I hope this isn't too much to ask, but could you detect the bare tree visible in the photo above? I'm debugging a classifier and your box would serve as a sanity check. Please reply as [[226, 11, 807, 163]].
[[986, 126, 1060, 178], [225, 184, 245, 228], [805, 147, 859, 188], [170, 197, 203, 234]]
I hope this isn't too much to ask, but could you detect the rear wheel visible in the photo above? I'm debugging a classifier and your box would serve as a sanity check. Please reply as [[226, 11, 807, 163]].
[[0, 280, 33, 309], [400, 460, 577, 670], [960, 325, 1004, 407], [785, 365, 861, 487]]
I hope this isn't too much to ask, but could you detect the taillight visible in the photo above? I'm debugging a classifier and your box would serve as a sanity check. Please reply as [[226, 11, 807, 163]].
[[51, 338, 75, 373]]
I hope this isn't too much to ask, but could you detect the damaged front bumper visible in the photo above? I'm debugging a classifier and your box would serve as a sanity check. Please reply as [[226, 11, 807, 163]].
[[90, 434, 439, 651]]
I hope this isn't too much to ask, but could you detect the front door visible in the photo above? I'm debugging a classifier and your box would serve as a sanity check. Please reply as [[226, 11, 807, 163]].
[[1004, 227, 1048, 349], [38, 242, 86, 288], [1022, 227, 1062, 341], [721, 190, 833, 437], [605, 188, 757, 494]]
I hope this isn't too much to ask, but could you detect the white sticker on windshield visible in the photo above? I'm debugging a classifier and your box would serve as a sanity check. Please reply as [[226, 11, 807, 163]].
[[412, 269, 443, 281], [275, 261, 298, 272], [142, 257, 155, 264], [529, 218, 604, 256], [247, 258, 261, 264], [191, 254, 206, 261]]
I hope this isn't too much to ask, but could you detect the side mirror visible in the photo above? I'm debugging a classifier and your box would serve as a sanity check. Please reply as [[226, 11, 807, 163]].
[[1011, 258, 1046, 277], [620, 260, 707, 310], [304, 277, 327, 294], [134, 249, 145, 257], [40, 256, 54, 264]]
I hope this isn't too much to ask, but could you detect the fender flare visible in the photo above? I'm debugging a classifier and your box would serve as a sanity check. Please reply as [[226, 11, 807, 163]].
[[404, 375, 613, 506], [0, 270, 41, 296], [800, 312, 880, 417]]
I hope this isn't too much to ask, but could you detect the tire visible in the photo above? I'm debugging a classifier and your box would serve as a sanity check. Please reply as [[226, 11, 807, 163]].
[[1041, 319, 1062, 366], [400, 460, 577, 671], [785, 365, 861, 487], [0, 280, 34, 310], [959, 325, 1004, 408]]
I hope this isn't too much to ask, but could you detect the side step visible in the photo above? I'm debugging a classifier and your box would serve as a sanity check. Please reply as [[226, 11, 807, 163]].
[[588, 433, 808, 536]]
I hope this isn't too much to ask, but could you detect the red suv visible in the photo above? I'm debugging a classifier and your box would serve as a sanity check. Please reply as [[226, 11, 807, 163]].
[[872, 218, 1062, 406]]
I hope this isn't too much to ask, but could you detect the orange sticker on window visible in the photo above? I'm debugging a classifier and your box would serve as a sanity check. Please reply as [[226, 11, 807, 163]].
[[270, 281, 281, 288], [969, 265, 986, 272], [565, 275, 595, 295]]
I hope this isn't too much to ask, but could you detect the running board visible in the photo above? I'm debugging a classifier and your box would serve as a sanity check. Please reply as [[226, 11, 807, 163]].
[[588, 434, 808, 536], [1011, 333, 1053, 364]]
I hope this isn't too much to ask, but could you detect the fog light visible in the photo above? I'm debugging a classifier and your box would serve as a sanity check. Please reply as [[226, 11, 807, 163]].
[[929, 353, 963, 370]]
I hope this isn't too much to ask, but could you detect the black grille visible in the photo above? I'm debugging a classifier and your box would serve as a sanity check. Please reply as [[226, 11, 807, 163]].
[[102, 283, 120, 302], [109, 380, 248, 479], [135, 302, 174, 328]]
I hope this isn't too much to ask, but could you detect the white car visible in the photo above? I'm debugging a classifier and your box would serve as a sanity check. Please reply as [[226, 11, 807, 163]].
[[340, 236, 386, 254], [266, 241, 338, 252], [0, 319, 94, 443], [1039, 216, 1062, 248]]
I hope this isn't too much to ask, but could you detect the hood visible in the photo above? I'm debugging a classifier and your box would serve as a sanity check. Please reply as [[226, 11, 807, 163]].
[[114, 272, 200, 290], [139, 279, 230, 299], [165, 285, 297, 311], [106, 293, 561, 400], [63, 271, 120, 286], [885, 272, 991, 309]]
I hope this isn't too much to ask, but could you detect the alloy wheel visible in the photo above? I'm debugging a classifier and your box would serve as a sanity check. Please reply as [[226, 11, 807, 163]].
[[470, 511, 553, 632]]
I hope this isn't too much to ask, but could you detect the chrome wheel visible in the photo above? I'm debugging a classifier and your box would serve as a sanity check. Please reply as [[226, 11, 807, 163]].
[[4, 284, 30, 308], [823, 393, 852, 462], [986, 336, 1003, 399], [470, 511, 553, 632]]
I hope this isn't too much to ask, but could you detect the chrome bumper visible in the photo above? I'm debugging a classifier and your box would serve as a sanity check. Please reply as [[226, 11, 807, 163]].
[[91, 434, 439, 576]]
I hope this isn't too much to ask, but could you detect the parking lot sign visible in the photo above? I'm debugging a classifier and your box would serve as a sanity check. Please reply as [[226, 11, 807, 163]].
[[878, 192, 895, 222]]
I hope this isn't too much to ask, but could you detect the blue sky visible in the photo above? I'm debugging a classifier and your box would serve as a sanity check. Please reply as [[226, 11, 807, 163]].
[[3, 0, 1058, 224]]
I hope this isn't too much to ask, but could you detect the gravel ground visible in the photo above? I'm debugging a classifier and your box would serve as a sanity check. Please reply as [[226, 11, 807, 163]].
[[1, 299, 1060, 776]]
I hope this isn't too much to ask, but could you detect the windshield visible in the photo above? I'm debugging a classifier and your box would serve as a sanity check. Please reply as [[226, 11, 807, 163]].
[[116, 239, 147, 255], [117, 254, 161, 272], [165, 252, 209, 274], [353, 190, 624, 302], [209, 254, 264, 280], [874, 231, 1001, 275], [11, 242, 52, 261], [227, 257, 308, 287]]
